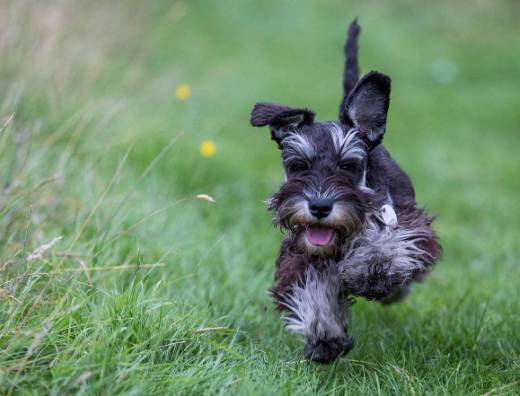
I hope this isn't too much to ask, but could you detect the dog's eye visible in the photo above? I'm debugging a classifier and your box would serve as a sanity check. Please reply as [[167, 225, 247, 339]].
[[287, 160, 309, 173], [338, 160, 358, 172]]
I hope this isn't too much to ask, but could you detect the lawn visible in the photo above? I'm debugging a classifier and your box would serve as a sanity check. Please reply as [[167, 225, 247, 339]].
[[1, 1, 519, 394]]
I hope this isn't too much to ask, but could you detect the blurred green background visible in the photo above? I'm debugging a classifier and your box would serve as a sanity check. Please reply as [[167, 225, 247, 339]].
[[1, 1, 519, 394]]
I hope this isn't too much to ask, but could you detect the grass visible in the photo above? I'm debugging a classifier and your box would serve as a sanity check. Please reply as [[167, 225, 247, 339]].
[[1, 0, 519, 394]]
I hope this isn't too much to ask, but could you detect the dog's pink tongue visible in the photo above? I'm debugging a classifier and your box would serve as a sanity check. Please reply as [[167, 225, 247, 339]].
[[306, 226, 334, 246]]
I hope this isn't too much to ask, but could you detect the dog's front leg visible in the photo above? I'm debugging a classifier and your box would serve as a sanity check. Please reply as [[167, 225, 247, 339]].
[[274, 265, 354, 363]]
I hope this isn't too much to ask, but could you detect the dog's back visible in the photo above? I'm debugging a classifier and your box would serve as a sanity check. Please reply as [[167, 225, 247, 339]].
[[340, 20, 416, 211]]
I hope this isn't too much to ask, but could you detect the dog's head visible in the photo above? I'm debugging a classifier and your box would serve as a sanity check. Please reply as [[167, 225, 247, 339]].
[[251, 72, 391, 256]]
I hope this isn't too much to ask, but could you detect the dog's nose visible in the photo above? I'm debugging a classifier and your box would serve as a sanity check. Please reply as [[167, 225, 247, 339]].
[[309, 199, 333, 219]]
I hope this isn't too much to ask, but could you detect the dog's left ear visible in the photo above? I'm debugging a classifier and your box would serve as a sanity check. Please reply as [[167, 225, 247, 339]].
[[340, 71, 391, 148], [250, 102, 315, 148]]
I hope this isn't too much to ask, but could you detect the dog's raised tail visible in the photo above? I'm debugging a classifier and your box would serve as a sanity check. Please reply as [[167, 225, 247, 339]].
[[339, 19, 361, 124]]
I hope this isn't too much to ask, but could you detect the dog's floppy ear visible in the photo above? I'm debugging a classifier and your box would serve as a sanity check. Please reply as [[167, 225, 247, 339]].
[[250, 102, 315, 148], [340, 71, 391, 148]]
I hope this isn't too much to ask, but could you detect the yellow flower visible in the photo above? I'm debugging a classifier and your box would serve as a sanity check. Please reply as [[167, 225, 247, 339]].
[[175, 83, 191, 100], [200, 140, 216, 157]]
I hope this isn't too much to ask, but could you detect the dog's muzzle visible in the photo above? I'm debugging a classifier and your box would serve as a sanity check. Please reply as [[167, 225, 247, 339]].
[[305, 199, 337, 248], [305, 224, 335, 246], [308, 198, 333, 219]]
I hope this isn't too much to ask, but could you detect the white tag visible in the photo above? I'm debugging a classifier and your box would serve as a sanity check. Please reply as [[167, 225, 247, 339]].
[[380, 204, 397, 227]]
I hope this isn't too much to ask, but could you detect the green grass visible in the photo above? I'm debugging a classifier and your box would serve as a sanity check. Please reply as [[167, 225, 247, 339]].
[[1, 0, 519, 394]]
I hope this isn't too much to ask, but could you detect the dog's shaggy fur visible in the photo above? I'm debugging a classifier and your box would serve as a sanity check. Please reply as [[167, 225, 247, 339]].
[[250, 20, 441, 363]]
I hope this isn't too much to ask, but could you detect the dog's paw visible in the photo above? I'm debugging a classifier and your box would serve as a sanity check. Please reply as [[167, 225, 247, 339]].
[[303, 336, 354, 364]]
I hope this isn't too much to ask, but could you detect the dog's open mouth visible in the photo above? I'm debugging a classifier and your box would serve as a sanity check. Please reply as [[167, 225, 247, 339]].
[[305, 225, 335, 246]]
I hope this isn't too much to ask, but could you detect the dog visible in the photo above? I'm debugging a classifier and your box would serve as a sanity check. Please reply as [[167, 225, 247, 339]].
[[250, 20, 441, 363]]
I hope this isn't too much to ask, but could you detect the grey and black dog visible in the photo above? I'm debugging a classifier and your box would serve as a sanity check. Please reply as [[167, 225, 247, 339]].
[[250, 20, 442, 363]]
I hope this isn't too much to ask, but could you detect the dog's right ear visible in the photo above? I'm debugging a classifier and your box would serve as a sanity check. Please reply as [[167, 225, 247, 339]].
[[250, 102, 315, 148]]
